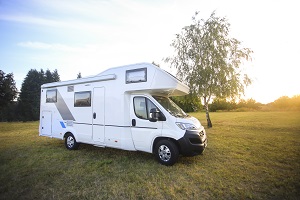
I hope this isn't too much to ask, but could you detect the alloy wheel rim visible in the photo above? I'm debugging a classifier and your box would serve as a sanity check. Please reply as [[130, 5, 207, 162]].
[[158, 145, 171, 162], [67, 136, 74, 148]]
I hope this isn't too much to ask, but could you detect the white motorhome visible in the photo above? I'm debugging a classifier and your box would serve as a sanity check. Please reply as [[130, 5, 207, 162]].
[[39, 63, 207, 165]]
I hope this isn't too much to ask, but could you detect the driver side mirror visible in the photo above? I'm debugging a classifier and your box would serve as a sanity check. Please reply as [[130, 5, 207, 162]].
[[149, 108, 160, 122]]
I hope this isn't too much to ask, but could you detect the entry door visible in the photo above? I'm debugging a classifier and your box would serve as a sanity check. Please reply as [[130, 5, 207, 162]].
[[41, 111, 52, 136], [130, 95, 163, 153], [92, 87, 105, 142]]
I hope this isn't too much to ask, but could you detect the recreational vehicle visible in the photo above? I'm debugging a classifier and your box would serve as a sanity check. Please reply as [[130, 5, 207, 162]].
[[39, 63, 207, 165]]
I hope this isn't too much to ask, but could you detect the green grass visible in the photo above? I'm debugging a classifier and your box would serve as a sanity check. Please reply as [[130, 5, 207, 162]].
[[0, 112, 299, 199]]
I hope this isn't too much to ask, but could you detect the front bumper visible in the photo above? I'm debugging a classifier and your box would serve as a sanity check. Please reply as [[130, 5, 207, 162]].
[[178, 129, 207, 156]]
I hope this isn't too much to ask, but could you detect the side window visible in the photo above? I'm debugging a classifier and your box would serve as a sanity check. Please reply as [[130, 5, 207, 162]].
[[133, 97, 148, 119], [74, 91, 91, 107], [126, 68, 147, 84], [46, 89, 57, 103], [133, 97, 159, 120]]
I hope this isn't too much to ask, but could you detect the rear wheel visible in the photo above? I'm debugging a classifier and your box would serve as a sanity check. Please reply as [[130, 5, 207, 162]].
[[154, 140, 179, 166], [65, 133, 79, 150]]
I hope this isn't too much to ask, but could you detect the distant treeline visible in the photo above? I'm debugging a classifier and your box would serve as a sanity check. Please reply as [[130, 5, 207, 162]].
[[210, 96, 300, 112], [267, 95, 300, 111], [172, 95, 300, 113]]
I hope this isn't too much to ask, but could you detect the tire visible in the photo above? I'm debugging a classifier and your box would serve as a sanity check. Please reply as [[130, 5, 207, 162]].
[[154, 139, 179, 166], [65, 133, 79, 150]]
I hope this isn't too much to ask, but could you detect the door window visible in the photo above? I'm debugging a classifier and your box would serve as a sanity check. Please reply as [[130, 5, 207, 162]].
[[133, 97, 158, 120]]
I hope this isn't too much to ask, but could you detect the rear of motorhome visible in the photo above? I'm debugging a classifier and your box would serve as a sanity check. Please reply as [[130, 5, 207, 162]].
[[39, 63, 207, 165]]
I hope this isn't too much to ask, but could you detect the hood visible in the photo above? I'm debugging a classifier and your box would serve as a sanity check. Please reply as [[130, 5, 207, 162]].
[[176, 116, 202, 129]]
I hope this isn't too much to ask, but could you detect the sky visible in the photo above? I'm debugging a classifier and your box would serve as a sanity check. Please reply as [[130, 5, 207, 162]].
[[0, 0, 299, 104]]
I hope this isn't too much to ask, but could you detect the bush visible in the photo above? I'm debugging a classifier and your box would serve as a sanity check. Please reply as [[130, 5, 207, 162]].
[[210, 98, 261, 112], [270, 95, 300, 111]]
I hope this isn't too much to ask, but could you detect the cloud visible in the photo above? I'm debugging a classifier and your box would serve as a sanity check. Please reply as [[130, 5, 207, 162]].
[[17, 41, 84, 52], [0, 13, 110, 34], [0, 0, 131, 33], [0, 14, 57, 26]]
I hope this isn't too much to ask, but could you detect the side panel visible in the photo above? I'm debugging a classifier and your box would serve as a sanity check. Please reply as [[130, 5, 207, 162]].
[[92, 87, 105, 142], [104, 93, 136, 150], [39, 88, 67, 139], [40, 111, 52, 136]]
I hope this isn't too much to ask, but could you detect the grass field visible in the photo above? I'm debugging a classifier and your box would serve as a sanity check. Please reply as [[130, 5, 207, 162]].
[[0, 111, 299, 199]]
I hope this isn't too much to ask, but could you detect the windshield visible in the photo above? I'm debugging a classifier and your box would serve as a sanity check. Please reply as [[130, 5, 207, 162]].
[[153, 96, 187, 118]]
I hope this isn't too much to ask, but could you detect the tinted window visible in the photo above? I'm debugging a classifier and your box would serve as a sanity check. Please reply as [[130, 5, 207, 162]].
[[74, 91, 91, 107]]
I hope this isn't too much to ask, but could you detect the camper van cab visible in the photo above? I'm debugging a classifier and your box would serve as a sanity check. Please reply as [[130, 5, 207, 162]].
[[39, 63, 207, 165]]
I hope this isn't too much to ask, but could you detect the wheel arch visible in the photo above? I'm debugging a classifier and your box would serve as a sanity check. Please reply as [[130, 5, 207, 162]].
[[152, 137, 181, 154], [63, 131, 73, 139]]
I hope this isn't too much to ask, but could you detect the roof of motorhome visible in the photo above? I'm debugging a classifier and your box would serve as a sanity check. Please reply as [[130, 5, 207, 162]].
[[41, 62, 189, 96]]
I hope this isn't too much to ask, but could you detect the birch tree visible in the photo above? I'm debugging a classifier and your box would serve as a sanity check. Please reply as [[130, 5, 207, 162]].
[[166, 11, 252, 127]]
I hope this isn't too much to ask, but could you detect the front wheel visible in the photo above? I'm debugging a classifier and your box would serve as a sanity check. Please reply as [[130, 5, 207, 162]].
[[154, 140, 179, 166], [65, 133, 79, 150]]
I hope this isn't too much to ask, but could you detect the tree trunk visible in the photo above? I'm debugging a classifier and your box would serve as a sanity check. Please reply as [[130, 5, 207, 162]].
[[205, 103, 213, 128]]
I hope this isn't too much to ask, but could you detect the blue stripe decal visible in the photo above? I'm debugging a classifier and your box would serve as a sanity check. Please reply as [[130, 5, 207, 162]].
[[60, 121, 66, 128]]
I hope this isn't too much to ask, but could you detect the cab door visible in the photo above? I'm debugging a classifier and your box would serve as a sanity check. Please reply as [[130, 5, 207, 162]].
[[130, 95, 163, 153]]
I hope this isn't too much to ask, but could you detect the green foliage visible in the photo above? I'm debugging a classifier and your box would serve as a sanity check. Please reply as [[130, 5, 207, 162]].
[[18, 69, 44, 121], [44, 69, 60, 83], [270, 95, 300, 111], [171, 94, 202, 112], [52, 69, 60, 82], [166, 11, 252, 101], [77, 72, 82, 79], [18, 69, 60, 121], [166, 11, 253, 127], [0, 70, 18, 110], [209, 95, 300, 112], [0, 70, 18, 122], [0, 101, 18, 122], [210, 98, 237, 111], [210, 98, 262, 112], [237, 98, 261, 110]]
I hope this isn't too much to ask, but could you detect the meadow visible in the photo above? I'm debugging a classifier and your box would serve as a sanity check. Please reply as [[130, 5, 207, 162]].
[[0, 111, 299, 199]]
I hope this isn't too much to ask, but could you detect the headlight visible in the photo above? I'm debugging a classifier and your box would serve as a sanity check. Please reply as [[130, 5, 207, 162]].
[[176, 122, 198, 130]]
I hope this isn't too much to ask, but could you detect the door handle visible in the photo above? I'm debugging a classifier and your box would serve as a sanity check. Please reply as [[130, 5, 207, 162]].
[[132, 119, 136, 127], [93, 112, 96, 119]]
